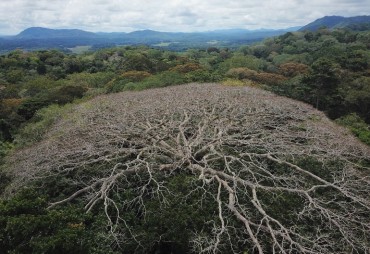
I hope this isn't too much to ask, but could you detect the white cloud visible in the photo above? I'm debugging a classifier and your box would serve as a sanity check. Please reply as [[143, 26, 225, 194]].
[[0, 0, 369, 34]]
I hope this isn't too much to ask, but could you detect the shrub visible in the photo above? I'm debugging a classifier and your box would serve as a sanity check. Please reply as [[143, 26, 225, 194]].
[[48, 85, 87, 104], [0, 98, 24, 116], [108, 79, 130, 93], [226, 67, 258, 80], [254, 72, 288, 85], [222, 78, 260, 88], [15, 104, 70, 146], [17, 96, 50, 120], [120, 70, 152, 82], [5, 69, 24, 83], [219, 54, 267, 72], [0, 141, 13, 163], [185, 70, 219, 83], [23, 76, 55, 97], [170, 63, 203, 73], [336, 113, 370, 145], [279, 62, 309, 77], [226, 68, 287, 85], [64, 72, 115, 88], [127, 71, 187, 91], [122, 53, 153, 72]]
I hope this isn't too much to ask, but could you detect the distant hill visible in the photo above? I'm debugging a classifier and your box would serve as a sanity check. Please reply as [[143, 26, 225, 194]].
[[0, 26, 300, 53], [299, 15, 370, 31], [16, 27, 99, 39]]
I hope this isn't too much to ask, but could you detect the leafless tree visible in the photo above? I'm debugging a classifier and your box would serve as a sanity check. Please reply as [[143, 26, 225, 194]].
[[5, 83, 370, 253]]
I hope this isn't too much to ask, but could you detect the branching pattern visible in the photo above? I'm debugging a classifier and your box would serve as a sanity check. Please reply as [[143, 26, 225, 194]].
[[6, 83, 370, 253]]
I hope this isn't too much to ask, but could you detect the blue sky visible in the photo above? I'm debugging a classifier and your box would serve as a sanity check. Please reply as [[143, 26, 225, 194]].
[[0, 0, 369, 34]]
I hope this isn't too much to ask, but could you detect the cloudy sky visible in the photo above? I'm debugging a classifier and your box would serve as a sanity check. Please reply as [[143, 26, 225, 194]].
[[0, 0, 369, 34]]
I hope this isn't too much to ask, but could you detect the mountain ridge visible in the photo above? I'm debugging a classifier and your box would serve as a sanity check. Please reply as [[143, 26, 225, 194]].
[[13, 26, 299, 39], [16, 27, 99, 39], [0, 26, 300, 52], [2, 15, 370, 52], [299, 15, 370, 31]]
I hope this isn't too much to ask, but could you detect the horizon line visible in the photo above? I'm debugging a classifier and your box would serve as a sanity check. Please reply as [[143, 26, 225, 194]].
[[0, 25, 303, 37]]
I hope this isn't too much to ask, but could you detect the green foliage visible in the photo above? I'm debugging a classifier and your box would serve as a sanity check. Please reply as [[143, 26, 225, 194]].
[[303, 57, 340, 110], [5, 69, 25, 83], [226, 67, 287, 85], [0, 84, 22, 99], [15, 104, 70, 146], [64, 72, 115, 88], [124, 71, 187, 91], [23, 76, 55, 97], [105, 79, 129, 93], [259, 189, 304, 225], [63, 57, 84, 74], [342, 77, 370, 122], [271, 53, 312, 65], [0, 189, 114, 254], [279, 62, 309, 77], [0, 141, 13, 165], [103, 173, 217, 253], [17, 84, 86, 121], [247, 29, 370, 134], [48, 85, 87, 104], [0, 172, 217, 253], [221, 78, 248, 86], [226, 67, 258, 80], [170, 63, 203, 73], [17, 96, 51, 120], [219, 53, 266, 72], [185, 69, 221, 83], [336, 113, 370, 145], [344, 49, 369, 71], [268, 75, 307, 100], [122, 52, 154, 72], [120, 70, 152, 82]]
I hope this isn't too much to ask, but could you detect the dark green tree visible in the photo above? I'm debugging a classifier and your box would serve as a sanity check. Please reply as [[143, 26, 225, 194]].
[[303, 57, 340, 110]]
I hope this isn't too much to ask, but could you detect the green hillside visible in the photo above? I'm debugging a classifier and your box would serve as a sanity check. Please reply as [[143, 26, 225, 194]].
[[299, 15, 370, 31]]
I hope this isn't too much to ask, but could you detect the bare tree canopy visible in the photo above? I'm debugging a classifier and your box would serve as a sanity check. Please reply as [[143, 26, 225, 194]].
[[5, 83, 370, 253]]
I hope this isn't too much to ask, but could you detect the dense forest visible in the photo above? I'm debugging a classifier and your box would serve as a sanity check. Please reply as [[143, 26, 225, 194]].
[[0, 28, 370, 253]]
